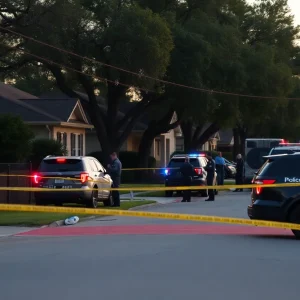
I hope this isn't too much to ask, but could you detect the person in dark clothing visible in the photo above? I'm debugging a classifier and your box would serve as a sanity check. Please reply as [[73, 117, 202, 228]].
[[234, 154, 244, 192], [215, 152, 225, 186], [107, 152, 122, 207], [180, 156, 195, 202], [205, 152, 216, 201]]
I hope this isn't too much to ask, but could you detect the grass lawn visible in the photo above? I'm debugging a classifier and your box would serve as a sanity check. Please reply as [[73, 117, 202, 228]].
[[119, 183, 163, 195], [0, 200, 156, 227]]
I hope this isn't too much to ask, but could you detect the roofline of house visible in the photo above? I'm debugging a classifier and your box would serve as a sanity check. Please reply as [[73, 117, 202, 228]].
[[25, 121, 94, 129]]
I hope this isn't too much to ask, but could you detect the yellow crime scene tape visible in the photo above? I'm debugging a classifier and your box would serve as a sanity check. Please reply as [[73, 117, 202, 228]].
[[0, 203, 300, 231], [1, 182, 300, 191]]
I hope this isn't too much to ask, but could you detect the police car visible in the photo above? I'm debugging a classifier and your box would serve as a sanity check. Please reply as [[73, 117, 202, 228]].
[[32, 155, 113, 208], [248, 152, 300, 238], [268, 142, 300, 156], [164, 153, 217, 197]]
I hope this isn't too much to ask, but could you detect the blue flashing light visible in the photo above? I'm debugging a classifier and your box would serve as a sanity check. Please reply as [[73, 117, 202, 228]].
[[164, 169, 169, 175]]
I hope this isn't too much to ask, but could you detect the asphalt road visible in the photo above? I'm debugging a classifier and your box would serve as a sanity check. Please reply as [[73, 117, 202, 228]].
[[1, 190, 300, 300]]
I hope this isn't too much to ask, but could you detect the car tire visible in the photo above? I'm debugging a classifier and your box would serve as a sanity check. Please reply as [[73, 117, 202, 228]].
[[289, 205, 300, 239], [165, 191, 173, 197], [103, 191, 113, 207], [87, 187, 98, 208]]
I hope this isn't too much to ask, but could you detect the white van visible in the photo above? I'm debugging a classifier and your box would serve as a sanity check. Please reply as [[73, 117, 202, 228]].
[[244, 138, 284, 183]]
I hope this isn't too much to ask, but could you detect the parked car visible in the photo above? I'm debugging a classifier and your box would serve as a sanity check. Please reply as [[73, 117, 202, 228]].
[[224, 158, 236, 179], [248, 152, 300, 239], [164, 153, 217, 197], [32, 155, 113, 208]]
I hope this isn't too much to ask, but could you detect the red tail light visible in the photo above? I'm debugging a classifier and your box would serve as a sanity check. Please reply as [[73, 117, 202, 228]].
[[33, 174, 41, 184], [194, 168, 203, 175], [56, 158, 66, 163], [254, 179, 276, 195], [80, 172, 89, 183]]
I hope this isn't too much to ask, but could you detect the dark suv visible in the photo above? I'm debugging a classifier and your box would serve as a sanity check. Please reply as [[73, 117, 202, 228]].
[[33, 156, 113, 208], [248, 153, 300, 238], [164, 154, 217, 197]]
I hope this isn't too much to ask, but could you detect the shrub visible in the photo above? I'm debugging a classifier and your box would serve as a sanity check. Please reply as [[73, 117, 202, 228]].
[[29, 138, 67, 170], [0, 114, 34, 163]]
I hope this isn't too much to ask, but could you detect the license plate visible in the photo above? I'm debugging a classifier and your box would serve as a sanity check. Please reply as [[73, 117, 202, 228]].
[[55, 179, 64, 183]]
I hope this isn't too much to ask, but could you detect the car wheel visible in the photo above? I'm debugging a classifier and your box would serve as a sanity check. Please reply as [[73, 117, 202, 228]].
[[165, 191, 173, 197], [87, 188, 98, 208], [289, 205, 300, 239], [103, 191, 113, 207]]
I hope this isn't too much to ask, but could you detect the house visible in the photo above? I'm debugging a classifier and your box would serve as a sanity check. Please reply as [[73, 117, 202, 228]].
[[0, 83, 181, 166], [0, 83, 93, 155], [175, 124, 220, 152], [217, 129, 234, 152]]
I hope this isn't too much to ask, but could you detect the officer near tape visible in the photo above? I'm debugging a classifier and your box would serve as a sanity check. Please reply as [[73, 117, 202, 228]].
[[107, 152, 122, 207], [204, 152, 215, 201], [180, 156, 195, 202]]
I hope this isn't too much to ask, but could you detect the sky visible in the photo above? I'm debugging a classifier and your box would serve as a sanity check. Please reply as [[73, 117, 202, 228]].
[[247, 0, 300, 25]]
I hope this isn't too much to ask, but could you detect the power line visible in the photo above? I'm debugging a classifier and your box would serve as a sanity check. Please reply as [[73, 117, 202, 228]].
[[0, 44, 153, 93], [1, 25, 300, 100]]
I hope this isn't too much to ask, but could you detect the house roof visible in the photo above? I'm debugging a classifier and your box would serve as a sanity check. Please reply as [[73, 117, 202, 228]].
[[0, 96, 58, 122], [22, 98, 79, 122], [0, 82, 39, 100], [0, 83, 91, 126]]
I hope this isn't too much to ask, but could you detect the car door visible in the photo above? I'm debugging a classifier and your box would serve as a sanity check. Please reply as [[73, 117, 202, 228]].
[[87, 159, 103, 199], [93, 159, 111, 198]]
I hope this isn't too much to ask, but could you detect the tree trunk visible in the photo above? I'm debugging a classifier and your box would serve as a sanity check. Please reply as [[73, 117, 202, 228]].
[[138, 130, 155, 168], [233, 127, 239, 160], [181, 121, 193, 151], [238, 126, 247, 157], [195, 122, 220, 150]]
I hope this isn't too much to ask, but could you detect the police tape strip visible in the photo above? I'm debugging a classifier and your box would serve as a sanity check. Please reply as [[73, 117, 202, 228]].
[[2, 182, 300, 192], [0, 203, 300, 231]]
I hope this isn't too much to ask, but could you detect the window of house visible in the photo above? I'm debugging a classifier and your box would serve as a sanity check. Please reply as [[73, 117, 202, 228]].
[[71, 133, 76, 156], [155, 140, 160, 156], [56, 132, 67, 151], [71, 133, 84, 156]]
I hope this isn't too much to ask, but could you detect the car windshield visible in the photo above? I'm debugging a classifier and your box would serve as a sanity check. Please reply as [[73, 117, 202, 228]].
[[39, 159, 83, 172], [168, 158, 200, 168], [270, 149, 296, 155]]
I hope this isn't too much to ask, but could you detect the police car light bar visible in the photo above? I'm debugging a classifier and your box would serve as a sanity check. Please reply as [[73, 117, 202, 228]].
[[279, 143, 300, 146]]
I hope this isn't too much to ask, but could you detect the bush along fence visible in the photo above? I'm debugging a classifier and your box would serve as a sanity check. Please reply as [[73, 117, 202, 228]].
[[0, 163, 33, 204]]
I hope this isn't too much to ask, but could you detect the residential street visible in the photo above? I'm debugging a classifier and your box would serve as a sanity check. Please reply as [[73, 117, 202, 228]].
[[0, 190, 299, 300]]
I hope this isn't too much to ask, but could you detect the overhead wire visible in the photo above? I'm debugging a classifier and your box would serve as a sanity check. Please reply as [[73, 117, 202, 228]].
[[1, 25, 300, 100]]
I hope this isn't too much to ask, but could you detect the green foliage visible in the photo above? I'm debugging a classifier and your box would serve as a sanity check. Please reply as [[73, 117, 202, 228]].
[[29, 139, 67, 170], [0, 114, 34, 163]]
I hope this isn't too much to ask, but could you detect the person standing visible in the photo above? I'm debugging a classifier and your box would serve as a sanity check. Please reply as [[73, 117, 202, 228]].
[[180, 156, 195, 202], [234, 154, 244, 192], [205, 152, 216, 201], [107, 152, 122, 207], [215, 152, 225, 186]]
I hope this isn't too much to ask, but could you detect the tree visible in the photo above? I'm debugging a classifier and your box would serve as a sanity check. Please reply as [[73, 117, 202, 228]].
[[0, 0, 174, 160], [29, 138, 67, 170], [0, 114, 34, 163], [233, 0, 300, 155]]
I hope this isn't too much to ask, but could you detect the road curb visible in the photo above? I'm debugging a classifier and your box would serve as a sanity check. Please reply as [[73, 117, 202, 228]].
[[129, 201, 159, 211], [48, 216, 97, 227]]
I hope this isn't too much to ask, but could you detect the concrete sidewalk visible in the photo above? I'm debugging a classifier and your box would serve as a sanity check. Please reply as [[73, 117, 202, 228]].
[[0, 226, 35, 238]]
